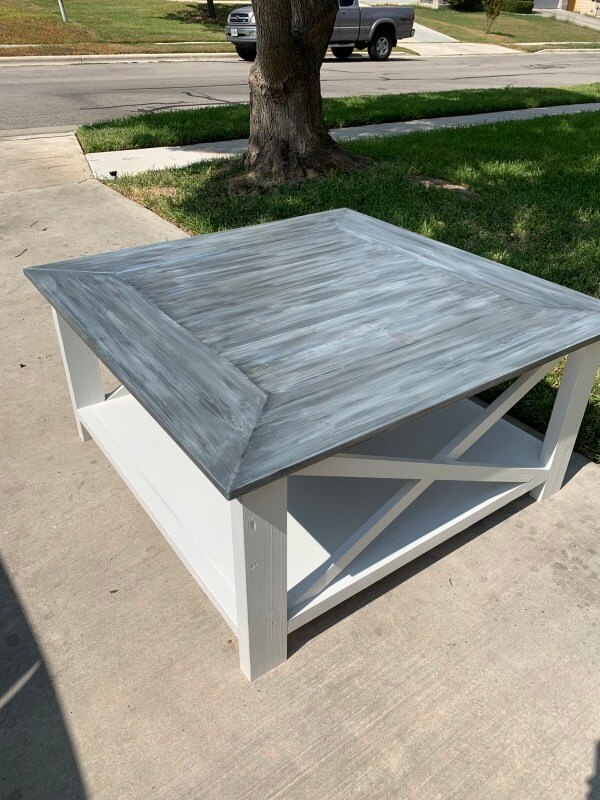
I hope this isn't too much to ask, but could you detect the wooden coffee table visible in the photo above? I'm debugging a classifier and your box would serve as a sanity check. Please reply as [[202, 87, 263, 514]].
[[26, 209, 600, 680]]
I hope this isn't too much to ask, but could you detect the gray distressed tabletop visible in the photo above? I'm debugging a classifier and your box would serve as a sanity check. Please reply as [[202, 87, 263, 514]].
[[25, 209, 600, 499]]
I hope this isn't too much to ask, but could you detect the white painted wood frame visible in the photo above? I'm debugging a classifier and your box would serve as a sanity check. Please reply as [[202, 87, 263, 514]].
[[231, 481, 288, 681], [51, 313, 600, 680], [299, 455, 547, 483], [52, 308, 103, 441], [531, 341, 600, 501], [289, 359, 560, 608]]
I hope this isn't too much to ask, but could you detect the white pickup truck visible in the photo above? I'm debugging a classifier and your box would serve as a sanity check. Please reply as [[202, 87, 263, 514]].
[[225, 1, 415, 62]]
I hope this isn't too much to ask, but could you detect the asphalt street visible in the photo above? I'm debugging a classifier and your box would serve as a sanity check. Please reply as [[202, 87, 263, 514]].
[[1, 50, 599, 133]]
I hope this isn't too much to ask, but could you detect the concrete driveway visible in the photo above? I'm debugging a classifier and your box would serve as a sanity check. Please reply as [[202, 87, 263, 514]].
[[1, 133, 600, 800]]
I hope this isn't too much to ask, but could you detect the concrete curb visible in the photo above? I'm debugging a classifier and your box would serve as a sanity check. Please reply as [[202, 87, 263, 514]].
[[0, 40, 525, 67], [0, 125, 77, 140], [534, 47, 600, 53], [86, 101, 600, 180], [0, 52, 240, 67]]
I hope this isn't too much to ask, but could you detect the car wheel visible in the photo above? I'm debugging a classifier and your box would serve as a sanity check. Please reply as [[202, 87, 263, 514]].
[[235, 46, 256, 62], [368, 31, 393, 61], [332, 46, 354, 60]]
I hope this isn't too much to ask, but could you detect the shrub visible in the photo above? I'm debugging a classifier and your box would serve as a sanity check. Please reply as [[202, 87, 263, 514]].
[[445, 0, 483, 10], [483, 0, 502, 31], [163, 3, 228, 24], [499, 0, 534, 11]]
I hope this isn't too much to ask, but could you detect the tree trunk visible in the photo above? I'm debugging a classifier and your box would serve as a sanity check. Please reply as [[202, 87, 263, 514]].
[[205, 0, 216, 20], [243, 0, 364, 183]]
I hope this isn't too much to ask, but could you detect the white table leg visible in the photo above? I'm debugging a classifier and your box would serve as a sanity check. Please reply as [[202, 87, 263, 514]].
[[52, 308, 104, 441], [531, 341, 600, 501], [231, 479, 287, 681]]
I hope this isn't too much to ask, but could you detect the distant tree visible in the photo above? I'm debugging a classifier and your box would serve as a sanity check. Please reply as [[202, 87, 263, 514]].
[[206, 0, 216, 20], [243, 0, 364, 184], [483, 0, 502, 33]]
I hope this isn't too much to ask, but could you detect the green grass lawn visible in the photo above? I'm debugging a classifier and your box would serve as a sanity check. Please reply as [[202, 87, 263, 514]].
[[0, 0, 229, 48], [111, 111, 600, 461], [77, 82, 600, 152], [415, 6, 600, 44]]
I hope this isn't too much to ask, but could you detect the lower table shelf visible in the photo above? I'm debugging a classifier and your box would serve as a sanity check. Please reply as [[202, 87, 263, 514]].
[[79, 389, 543, 636]]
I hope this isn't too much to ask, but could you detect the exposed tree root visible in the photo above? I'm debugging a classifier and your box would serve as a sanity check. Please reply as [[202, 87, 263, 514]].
[[229, 139, 367, 192]]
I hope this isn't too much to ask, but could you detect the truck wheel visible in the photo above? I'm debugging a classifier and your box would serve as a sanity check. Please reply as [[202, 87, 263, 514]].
[[235, 46, 256, 62], [368, 30, 393, 61], [332, 46, 354, 60]]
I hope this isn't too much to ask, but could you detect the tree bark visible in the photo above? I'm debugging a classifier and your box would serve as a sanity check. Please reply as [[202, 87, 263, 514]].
[[243, 0, 364, 183], [206, 0, 216, 20]]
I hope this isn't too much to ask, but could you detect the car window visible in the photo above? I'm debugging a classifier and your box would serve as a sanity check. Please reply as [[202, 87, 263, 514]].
[[339, 0, 354, 7]]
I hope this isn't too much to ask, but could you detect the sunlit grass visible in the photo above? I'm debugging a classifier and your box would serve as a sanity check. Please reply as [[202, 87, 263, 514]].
[[0, 0, 230, 45], [414, 6, 600, 44], [77, 83, 600, 152]]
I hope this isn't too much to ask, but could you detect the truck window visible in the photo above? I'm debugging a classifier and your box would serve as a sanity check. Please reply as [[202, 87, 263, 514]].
[[339, 0, 354, 6]]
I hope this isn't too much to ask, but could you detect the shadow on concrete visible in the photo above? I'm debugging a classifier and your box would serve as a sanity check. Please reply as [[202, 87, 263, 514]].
[[288, 452, 585, 657], [0, 556, 86, 800], [589, 742, 600, 800]]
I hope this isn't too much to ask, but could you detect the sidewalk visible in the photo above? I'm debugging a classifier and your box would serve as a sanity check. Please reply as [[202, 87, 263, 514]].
[[2, 132, 600, 800], [86, 101, 600, 178], [407, 42, 517, 55], [410, 21, 457, 42], [536, 8, 600, 31]]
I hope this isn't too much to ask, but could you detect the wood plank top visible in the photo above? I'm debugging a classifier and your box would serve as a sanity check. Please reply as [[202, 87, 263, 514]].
[[25, 209, 600, 499]]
